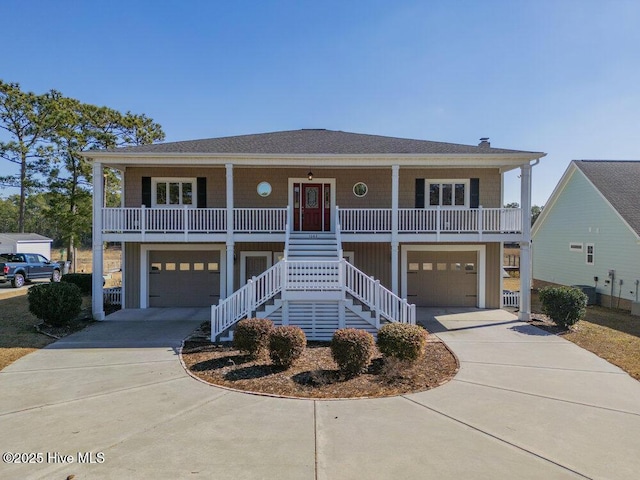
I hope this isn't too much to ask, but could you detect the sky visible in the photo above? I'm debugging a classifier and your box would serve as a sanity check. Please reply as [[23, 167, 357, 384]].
[[2, 0, 639, 206]]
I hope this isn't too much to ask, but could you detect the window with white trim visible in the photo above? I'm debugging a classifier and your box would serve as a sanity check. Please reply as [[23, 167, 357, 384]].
[[586, 243, 595, 265], [427, 180, 469, 207], [152, 178, 196, 207]]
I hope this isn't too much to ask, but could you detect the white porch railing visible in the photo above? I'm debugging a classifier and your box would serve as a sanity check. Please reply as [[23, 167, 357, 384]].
[[339, 207, 522, 234], [211, 261, 284, 339], [503, 290, 520, 308], [344, 261, 415, 326], [234, 208, 287, 232], [102, 207, 286, 233], [103, 287, 122, 306], [210, 259, 415, 340]]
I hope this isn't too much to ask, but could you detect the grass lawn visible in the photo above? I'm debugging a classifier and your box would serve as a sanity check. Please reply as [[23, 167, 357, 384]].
[[531, 293, 640, 381], [562, 306, 640, 381], [0, 294, 92, 371]]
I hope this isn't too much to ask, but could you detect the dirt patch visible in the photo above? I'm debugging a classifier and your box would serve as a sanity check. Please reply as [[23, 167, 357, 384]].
[[182, 336, 458, 399]]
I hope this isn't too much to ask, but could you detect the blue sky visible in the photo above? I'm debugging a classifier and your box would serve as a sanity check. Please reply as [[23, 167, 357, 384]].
[[2, 0, 639, 206]]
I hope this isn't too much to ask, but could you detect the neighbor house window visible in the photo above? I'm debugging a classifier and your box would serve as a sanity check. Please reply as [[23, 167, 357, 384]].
[[427, 180, 469, 207], [152, 178, 196, 207], [586, 244, 595, 265]]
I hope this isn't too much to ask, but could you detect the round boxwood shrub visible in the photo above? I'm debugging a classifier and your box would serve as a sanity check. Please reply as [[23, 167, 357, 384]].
[[330, 328, 375, 376], [61, 273, 93, 295], [538, 286, 588, 329], [377, 323, 428, 363], [28, 282, 83, 327], [269, 325, 306, 368], [233, 318, 274, 358]]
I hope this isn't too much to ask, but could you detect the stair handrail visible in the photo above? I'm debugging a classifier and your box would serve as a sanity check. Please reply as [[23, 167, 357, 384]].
[[335, 205, 344, 260], [284, 204, 292, 259], [343, 260, 416, 325], [211, 260, 283, 340]]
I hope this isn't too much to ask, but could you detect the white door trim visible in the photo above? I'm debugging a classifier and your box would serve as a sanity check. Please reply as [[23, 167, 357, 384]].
[[139, 243, 226, 308], [288, 177, 336, 232], [401, 244, 486, 308], [240, 251, 273, 285]]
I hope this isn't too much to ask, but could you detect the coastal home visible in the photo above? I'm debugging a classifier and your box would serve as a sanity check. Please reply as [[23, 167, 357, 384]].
[[532, 160, 640, 313], [85, 129, 545, 339]]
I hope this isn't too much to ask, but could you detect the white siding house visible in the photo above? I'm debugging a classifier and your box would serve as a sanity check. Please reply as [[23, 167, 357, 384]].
[[0, 233, 53, 259], [532, 160, 640, 312]]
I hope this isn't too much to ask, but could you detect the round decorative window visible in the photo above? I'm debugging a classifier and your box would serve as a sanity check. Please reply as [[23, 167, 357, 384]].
[[353, 182, 368, 197], [257, 182, 272, 197]]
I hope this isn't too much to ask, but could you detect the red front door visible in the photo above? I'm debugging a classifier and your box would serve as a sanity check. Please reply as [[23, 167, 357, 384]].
[[302, 183, 322, 231]]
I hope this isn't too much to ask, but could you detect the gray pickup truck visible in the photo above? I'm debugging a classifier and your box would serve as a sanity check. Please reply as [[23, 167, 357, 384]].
[[0, 253, 62, 288]]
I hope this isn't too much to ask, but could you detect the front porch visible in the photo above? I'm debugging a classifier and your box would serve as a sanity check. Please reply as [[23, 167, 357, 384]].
[[100, 205, 524, 242]]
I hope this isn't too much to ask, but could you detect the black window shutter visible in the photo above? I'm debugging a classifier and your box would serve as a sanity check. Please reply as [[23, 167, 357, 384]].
[[415, 179, 425, 208], [142, 177, 151, 207], [470, 178, 480, 208], [197, 177, 207, 208]]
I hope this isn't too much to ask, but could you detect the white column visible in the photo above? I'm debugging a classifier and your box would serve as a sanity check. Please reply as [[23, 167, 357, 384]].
[[92, 161, 105, 320], [519, 163, 532, 321], [225, 163, 235, 297], [391, 165, 399, 295]]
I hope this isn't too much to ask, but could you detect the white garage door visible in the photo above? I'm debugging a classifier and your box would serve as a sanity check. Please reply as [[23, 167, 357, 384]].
[[407, 251, 478, 307], [149, 251, 220, 307]]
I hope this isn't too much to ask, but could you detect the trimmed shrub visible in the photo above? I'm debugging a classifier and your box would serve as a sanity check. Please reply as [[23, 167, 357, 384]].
[[269, 326, 306, 368], [377, 323, 428, 363], [330, 328, 375, 376], [538, 286, 588, 329], [233, 318, 274, 357], [61, 273, 93, 295], [28, 282, 83, 327]]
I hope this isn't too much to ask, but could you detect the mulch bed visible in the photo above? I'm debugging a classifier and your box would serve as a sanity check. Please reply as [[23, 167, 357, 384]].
[[528, 314, 570, 335], [181, 336, 459, 399]]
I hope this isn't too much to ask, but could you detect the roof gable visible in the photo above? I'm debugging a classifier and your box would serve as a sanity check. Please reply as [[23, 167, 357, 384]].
[[574, 160, 640, 237], [108, 129, 543, 156], [533, 160, 640, 239]]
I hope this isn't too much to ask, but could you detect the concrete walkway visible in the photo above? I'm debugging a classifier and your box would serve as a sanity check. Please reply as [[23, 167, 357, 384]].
[[1, 308, 639, 479]]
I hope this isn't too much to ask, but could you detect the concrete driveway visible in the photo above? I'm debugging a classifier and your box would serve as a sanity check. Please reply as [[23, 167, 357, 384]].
[[1, 308, 639, 479]]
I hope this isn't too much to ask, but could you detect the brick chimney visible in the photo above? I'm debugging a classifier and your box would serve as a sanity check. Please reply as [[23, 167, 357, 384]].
[[478, 137, 490, 147]]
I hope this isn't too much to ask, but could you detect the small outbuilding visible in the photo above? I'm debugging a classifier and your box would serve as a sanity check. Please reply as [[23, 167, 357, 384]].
[[0, 233, 53, 260]]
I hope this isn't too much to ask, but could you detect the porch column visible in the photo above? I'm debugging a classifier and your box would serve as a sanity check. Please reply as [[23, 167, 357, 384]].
[[226, 163, 235, 297], [92, 161, 105, 320], [519, 163, 532, 321], [391, 165, 400, 295]]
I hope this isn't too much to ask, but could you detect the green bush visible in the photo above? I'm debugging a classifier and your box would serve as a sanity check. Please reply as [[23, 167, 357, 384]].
[[330, 328, 375, 376], [28, 282, 83, 327], [538, 286, 588, 329], [61, 273, 93, 295], [233, 318, 274, 357], [269, 326, 306, 368], [377, 323, 428, 362]]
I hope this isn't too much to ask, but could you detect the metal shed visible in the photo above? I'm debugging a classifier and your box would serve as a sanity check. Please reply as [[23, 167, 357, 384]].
[[0, 233, 53, 260]]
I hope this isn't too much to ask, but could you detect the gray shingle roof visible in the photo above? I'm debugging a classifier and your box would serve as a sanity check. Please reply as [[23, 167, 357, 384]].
[[574, 160, 640, 236], [110, 129, 542, 155], [0, 233, 52, 242]]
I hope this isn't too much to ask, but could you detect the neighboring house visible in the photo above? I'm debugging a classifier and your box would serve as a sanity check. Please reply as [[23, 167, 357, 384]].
[[532, 160, 640, 312], [85, 129, 544, 339], [0, 233, 53, 259]]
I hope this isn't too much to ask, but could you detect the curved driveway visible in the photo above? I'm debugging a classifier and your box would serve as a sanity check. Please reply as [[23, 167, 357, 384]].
[[1, 308, 640, 479]]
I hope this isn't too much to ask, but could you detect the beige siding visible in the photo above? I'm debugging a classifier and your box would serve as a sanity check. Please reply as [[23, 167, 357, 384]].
[[399, 168, 502, 208], [124, 167, 226, 208], [124, 166, 502, 209], [343, 242, 392, 288], [124, 242, 140, 308], [485, 242, 501, 308]]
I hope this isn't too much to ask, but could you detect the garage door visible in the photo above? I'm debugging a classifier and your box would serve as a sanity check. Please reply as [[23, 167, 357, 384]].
[[149, 251, 220, 307], [407, 251, 477, 307]]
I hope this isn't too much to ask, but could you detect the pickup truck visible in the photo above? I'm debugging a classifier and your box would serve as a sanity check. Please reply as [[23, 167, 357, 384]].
[[0, 253, 62, 288]]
